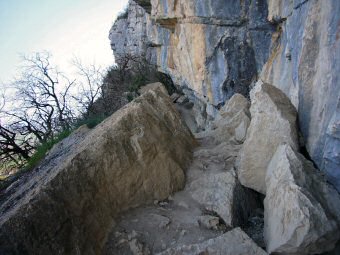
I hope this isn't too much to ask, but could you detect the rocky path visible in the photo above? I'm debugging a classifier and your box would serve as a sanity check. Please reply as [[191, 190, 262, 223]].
[[102, 95, 265, 255]]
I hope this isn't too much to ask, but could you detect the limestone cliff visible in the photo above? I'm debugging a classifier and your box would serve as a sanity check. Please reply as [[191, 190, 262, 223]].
[[111, 0, 273, 105], [109, 1, 157, 65], [110, 0, 340, 192], [261, 0, 340, 192]]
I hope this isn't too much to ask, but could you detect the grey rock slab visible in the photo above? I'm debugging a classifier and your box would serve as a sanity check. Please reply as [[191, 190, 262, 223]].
[[264, 144, 340, 255], [238, 82, 299, 194], [156, 227, 267, 255]]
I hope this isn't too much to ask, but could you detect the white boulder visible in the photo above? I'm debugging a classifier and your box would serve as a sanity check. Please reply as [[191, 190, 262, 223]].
[[264, 144, 340, 255], [238, 83, 299, 194]]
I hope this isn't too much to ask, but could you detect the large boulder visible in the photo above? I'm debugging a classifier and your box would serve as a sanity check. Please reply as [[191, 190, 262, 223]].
[[213, 93, 251, 144], [189, 169, 258, 228], [187, 93, 259, 228], [157, 227, 267, 255], [264, 144, 340, 255], [0, 85, 196, 255], [219, 93, 250, 119], [237, 82, 299, 194]]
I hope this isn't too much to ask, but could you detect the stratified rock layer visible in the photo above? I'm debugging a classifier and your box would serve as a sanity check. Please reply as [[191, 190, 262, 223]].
[[264, 144, 340, 255], [0, 85, 196, 255], [149, 0, 273, 105], [238, 82, 299, 194]]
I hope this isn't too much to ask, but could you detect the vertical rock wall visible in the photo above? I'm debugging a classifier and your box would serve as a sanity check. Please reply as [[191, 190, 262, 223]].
[[261, 0, 340, 191], [109, 1, 157, 64], [110, 0, 273, 106], [150, 0, 273, 106], [109, 0, 340, 191]]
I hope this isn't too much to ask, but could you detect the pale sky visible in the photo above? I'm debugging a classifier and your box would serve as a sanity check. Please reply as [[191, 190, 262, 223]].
[[0, 0, 128, 83]]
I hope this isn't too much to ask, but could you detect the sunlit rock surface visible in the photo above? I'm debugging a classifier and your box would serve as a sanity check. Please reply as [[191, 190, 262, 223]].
[[0, 85, 196, 255]]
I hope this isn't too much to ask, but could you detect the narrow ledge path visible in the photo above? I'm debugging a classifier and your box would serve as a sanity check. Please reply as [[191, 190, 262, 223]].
[[102, 97, 264, 255]]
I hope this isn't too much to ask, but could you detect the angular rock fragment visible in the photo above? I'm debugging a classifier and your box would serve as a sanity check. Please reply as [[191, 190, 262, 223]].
[[264, 144, 340, 255], [157, 227, 267, 255], [0, 84, 196, 254], [213, 93, 251, 144], [238, 82, 299, 194], [189, 169, 258, 228], [219, 93, 250, 119]]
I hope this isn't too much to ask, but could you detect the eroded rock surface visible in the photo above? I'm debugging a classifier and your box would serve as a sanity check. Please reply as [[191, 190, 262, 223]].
[[238, 82, 299, 194], [110, 0, 273, 120], [0, 85, 196, 255], [264, 144, 340, 255], [149, 0, 273, 106], [187, 93, 259, 228], [109, 1, 156, 64], [157, 228, 267, 255], [262, 0, 340, 191]]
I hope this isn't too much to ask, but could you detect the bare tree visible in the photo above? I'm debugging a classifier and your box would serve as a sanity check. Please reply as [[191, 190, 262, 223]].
[[0, 52, 77, 164], [0, 123, 34, 164], [15, 52, 76, 131], [71, 57, 103, 117], [0, 51, 175, 168]]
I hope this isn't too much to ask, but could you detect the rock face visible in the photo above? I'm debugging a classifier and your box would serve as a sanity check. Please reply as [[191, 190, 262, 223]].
[[110, 0, 273, 120], [149, 0, 273, 105], [238, 82, 299, 194], [264, 144, 340, 255], [157, 228, 267, 255], [110, 0, 340, 191], [0, 85, 196, 255], [261, 0, 340, 191], [109, 1, 156, 64]]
